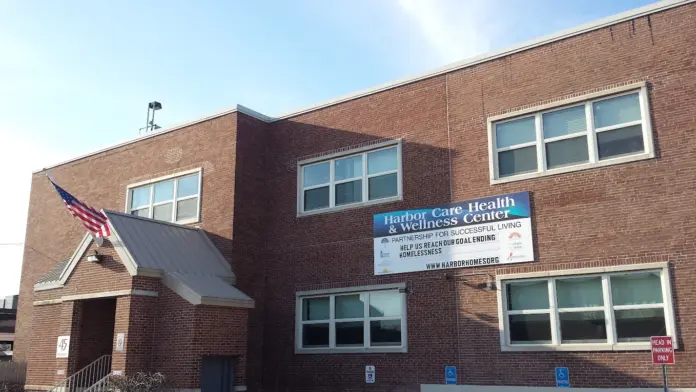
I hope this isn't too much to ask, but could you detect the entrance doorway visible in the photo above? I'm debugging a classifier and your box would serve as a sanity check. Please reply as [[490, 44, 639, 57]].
[[201, 356, 235, 392], [77, 298, 116, 370]]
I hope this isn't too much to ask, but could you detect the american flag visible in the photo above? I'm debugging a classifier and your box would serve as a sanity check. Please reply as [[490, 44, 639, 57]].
[[50, 180, 111, 238]]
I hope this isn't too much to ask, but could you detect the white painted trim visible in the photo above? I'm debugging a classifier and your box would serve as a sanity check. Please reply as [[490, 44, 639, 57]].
[[105, 218, 139, 276], [295, 284, 408, 354], [488, 84, 655, 184], [124, 168, 203, 225], [32, 298, 64, 306], [59, 233, 93, 285], [24, 385, 55, 391], [33, 290, 158, 306], [496, 262, 676, 352], [297, 140, 403, 217], [33, 0, 694, 175], [34, 282, 64, 292], [60, 289, 158, 302], [487, 82, 646, 122]]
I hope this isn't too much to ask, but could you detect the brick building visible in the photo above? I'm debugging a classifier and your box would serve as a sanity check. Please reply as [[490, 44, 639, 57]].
[[13, 0, 696, 390]]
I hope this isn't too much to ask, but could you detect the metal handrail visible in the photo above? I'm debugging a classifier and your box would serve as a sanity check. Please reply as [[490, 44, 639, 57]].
[[50, 355, 112, 392], [83, 373, 113, 392]]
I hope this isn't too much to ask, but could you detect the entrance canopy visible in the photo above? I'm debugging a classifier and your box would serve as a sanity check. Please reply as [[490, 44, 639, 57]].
[[34, 210, 254, 308]]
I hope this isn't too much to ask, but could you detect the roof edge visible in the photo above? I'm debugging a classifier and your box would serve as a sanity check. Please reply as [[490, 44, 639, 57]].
[[273, 0, 693, 120], [33, 0, 693, 173], [33, 104, 269, 174]]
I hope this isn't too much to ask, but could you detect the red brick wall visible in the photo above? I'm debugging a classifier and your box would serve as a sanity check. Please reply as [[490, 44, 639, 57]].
[[25, 304, 60, 386], [150, 285, 249, 389], [15, 2, 696, 392], [260, 4, 696, 391], [15, 112, 240, 361]]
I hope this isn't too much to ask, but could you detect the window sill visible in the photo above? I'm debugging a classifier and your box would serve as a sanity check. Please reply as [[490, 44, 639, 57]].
[[491, 151, 655, 185], [297, 195, 403, 218], [501, 342, 652, 352], [295, 346, 407, 354]]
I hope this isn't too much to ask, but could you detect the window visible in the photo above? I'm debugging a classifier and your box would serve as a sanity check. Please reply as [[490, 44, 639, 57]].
[[489, 84, 654, 182], [296, 286, 407, 353], [498, 264, 676, 351], [126, 170, 201, 224], [298, 142, 402, 215]]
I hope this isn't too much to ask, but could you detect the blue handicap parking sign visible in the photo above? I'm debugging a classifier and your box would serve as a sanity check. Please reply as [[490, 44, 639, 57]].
[[555, 367, 570, 388], [445, 366, 457, 385]]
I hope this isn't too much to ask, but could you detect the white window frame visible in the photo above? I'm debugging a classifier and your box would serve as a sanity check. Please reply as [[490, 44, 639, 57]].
[[487, 82, 655, 184], [295, 283, 408, 354], [297, 140, 403, 216], [124, 168, 203, 225], [496, 262, 677, 352]]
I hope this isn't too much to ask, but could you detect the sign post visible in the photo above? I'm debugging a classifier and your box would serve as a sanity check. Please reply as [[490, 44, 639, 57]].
[[651, 336, 675, 392]]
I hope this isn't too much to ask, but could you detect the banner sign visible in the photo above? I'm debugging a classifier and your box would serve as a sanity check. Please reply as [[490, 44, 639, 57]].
[[373, 192, 534, 275]]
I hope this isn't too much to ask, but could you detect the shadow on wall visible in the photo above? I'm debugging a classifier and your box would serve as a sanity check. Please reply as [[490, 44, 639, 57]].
[[201, 119, 678, 391]]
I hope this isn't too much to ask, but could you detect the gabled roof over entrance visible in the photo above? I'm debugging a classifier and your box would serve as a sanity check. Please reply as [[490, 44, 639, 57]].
[[35, 211, 254, 308]]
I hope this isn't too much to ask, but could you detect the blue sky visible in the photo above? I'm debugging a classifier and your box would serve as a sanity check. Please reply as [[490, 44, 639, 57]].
[[0, 0, 657, 296]]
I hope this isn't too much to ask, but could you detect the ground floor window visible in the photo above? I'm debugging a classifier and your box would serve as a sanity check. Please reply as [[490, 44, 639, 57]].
[[498, 263, 676, 351], [295, 284, 407, 353]]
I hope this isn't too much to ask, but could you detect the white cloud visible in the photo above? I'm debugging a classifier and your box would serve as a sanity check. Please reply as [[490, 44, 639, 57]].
[[396, 0, 500, 64]]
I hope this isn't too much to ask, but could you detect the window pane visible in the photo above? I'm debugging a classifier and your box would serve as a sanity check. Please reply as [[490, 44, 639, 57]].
[[335, 180, 362, 206], [611, 272, 663, 305], [615, 308, 666, 342], [556, 277, 603, 308], [498, 146, 537, 177], [153, 203, 173, 222], [495, 117, 536, 148], [369, 291, 401, 317], [597, 125, 644, 160], [368, 173, 398, 200], [130, 186, 151, 209], [509, 314, 551, 344], [302, 324, 329, 347], [559, 311, 607, 343], [335, 155, 362, 181], [370, 320, 401, 346], [593, 93, 641, 128], [302, 297, 329, 321], [507, 281, 549, 311], [303, 162, 330, 187], [367, 147, 397, 174], [177, 174, 199, 198], [153, 181, 174, 203], [176, 198, 198, 221], [304, 187, 329, 211], [543, 105, 587, 139], [335, 295, 364, 319], [130, 208, 150, 218], [336, 321, 364, 346], [545, 136, 589, 169]]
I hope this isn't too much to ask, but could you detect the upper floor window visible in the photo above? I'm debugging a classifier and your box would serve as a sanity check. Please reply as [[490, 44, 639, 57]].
[[126, 169, 201, 224], [498, 264, 676, 352], [298, 141, 402, 215], [296, 284, 407, 353], [488, 84, 654, 183]]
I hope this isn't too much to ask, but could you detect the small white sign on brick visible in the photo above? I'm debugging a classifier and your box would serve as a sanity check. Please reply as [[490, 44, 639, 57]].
[[56, 336, 70, 358], [116, 333, 125, 352]]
